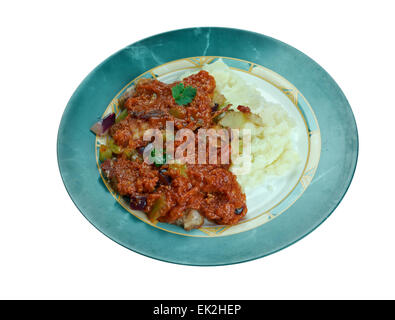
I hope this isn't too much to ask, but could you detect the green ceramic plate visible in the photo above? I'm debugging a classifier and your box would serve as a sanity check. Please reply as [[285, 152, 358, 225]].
[[57, 27, 358, 265]]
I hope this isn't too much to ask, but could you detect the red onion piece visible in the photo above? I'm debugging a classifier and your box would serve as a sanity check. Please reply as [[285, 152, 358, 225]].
[[90, 113, 115, 135], [158, 169, 172, 185], [130, 196, 147, 210]]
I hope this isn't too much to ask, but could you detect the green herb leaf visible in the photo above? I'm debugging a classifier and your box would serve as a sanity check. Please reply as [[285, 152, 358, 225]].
[[171, 83, 197, 106], [150, 149, 168, 167]]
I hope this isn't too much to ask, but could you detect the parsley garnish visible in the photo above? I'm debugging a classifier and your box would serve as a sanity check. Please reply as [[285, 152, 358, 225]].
[[150, 149, 168, 167], [171, 83, 197, 105]]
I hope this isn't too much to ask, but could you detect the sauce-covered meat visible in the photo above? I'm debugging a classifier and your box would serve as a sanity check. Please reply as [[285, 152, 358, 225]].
[[100, 71, 247, 229]]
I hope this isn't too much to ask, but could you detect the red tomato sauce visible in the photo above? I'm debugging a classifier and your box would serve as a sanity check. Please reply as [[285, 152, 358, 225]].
[[101, 71, 247, 229]]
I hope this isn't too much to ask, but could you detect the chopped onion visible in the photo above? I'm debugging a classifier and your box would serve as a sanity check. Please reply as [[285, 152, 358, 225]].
[[90, 113, 115, 135], [130, 195, 147, 210], [158, 169, 172, 185]]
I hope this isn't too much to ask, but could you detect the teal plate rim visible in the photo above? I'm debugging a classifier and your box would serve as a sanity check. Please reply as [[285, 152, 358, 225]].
[[57, 27, 359, 266]]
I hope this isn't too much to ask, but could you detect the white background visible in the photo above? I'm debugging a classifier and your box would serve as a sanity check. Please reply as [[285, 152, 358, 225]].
[[1, 0, 394, 300]]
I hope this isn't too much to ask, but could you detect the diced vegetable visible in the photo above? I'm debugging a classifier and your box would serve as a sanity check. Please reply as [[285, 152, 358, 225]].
[[123, 148, 140, 161], [211, 103, 219, 112], [130, 196, 147, 210], [116, 109, 128, 123], [150, 149, 168, 167], [108, 139, 122, 154], [122, 148, 133, 159], [158, 169, 172, 185], [212, 90, 226, 107], [219, 110, 264, 128], [90, 113, 115, 135], [169, 106, 186, 119], [168, 163, 188, 177], [148, 195, 166, 223], [219, 111, 248, 129], [99, 145, 112, 162], [183, 209, 204, 231]]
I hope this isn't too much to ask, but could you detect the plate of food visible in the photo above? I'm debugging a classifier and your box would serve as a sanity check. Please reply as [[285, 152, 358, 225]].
[[57, 27, 358, 265]]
